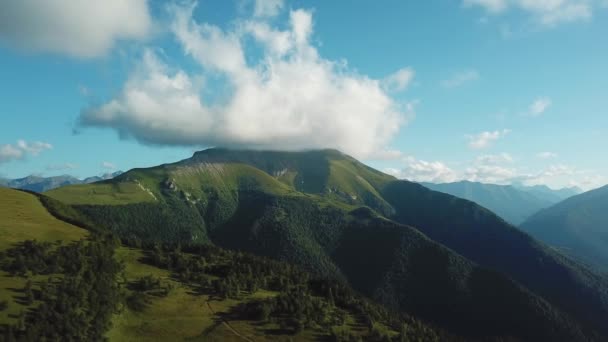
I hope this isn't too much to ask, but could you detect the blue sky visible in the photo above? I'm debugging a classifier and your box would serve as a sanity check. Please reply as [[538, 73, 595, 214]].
[[0, 0, 607, 190]]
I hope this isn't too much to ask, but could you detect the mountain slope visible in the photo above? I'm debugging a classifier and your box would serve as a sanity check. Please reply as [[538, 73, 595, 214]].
[[520, 185, 608, 272], [420, 181, 576, 225], [0, 188, 447, 341], [382, 181, 608, 338], [514, 183, 581, 203], [45, 148, 608, 340]]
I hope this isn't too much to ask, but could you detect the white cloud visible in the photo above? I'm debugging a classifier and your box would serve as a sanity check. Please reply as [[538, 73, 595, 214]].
[[476, 153, 514, 164], [78, 3, 412, 160], [0, 0, 151, 58], [46, 163, 78, 171], [463, 0, 597, 26], [461, 152, 516, 184], [384, 156, 459, 183], [253, 0, 284, 17], [528, 97, 552, 116], [384, 152, 600, 189], [537, 151, 558, 159], [382, 67, 415, 92], [466, 129, 511, 149], [0, 140, 53, 164], [102, 161, 116, 170], [368, 149, 404, 161], [440, 69, 480, 88]]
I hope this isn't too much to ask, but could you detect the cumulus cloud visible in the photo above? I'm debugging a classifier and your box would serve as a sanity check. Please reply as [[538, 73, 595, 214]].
[[463, 0, 597, 26], [537, 151, 558, 159], [440, 69, 480, 88], [0, 0, 151, 57], [78, 2, 412, 159], [466, 129, 511, 149], [382, 68, 415, 92], [0, 140, 52, 164], [102, 161, 117, 170], [384, 157, 459, 183], [528, 97, 552, 116], [46, 163, 78, 171]]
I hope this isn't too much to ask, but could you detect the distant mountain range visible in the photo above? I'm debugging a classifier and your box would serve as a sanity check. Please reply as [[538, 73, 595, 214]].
[[420, 181, 581, 225], [0, 171, 123, 192], [521, 185, 608, 272], [43, 148, 608, 340]]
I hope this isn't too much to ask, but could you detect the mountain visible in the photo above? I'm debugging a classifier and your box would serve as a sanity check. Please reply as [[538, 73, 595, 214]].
[[82, 170, 124, 183], [0, 171, 123, 192], [45, 148, 608, 340], [420, 181, 557, 225], [521, 185, 608, 272], [4, 174, 84, 192], [513, 183, 582, 204], [0, 187, 450, 341]]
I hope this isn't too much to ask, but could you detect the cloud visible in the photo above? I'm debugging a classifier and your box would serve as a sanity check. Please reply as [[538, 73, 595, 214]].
[[464, 153, 517, 184], [253, 0, 284, 17], [385, 152, 598, 189], [0, 0, 151, 57], [475, 153, 514, 164], [78, 3, 412, 159], [463, 0, 596, 26], [466, 129, 511, 149], [368, 149, 405, 161], [440, 69, 480, 88], [102, 161, 116, 170], [0, 140, 53, 164], [537, 151, 558, 159], [46, 163, 78, 171], [528, 97, 552, 116], [382, 67, 415, 92], [384, 156, 459, 183]]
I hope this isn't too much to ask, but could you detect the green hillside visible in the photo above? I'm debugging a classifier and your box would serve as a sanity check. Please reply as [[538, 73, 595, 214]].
[[0, 188, 449, 341], [42, 148, 608, 341], [0, 188, 88, 327], [520, 185, 608, 272]]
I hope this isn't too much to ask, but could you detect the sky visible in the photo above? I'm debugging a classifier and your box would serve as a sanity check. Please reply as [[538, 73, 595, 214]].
[[1, 0, 607, 190]]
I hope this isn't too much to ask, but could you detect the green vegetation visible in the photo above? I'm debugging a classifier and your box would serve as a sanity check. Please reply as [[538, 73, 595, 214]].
[[107, 241, 450, 341], [0, 235, 122, 341], [37, 148, 608, 340], [45, 181, 157, 205], [0, 188, 87, 250]]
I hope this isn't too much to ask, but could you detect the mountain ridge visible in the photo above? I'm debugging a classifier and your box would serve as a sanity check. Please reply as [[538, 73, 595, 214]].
[[521, 184, 608, 272], [0, 171, 124, 192], [420, 180, 580, 225], [44, 148, 608, 340]]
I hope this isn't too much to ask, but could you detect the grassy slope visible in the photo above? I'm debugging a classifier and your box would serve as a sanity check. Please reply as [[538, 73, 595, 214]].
[[0, 188, 87, 249], [45, 182, 156, 205], [107, 248, 388, 342], [0, 188, 88, 325]]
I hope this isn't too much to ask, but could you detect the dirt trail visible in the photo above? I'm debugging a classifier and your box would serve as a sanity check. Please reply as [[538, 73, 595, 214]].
[[206, 301, 255, 342]]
